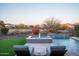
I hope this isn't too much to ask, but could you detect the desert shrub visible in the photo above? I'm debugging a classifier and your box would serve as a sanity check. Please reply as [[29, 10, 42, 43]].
[[74, 24, 79, 37], [32, 27, 40, 35], [48, 28, 54, 33]]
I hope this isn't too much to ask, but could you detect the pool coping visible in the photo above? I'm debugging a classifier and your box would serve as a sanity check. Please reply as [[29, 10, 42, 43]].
[[70, 37, 79, 40]]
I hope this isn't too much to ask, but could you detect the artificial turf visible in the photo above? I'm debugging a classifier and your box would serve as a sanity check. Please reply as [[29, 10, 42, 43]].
[[0, 37, 26, 56]]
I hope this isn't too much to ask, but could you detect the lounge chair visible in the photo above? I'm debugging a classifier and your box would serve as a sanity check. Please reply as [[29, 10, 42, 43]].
[[13, 45, 30, 56], [50, 46, 67, 56]]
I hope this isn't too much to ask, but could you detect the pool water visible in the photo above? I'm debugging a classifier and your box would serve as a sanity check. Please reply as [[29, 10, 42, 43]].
[[52, 39, 79, 56]]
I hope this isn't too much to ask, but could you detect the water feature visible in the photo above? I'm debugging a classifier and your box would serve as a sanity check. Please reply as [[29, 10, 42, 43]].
[[39, 33, 40, 38]]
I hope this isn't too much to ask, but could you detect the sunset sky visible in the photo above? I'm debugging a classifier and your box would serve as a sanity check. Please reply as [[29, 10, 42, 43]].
[[0, 3, 79, 25]]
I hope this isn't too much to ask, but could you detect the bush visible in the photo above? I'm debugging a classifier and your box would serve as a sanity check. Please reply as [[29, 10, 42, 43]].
[[32, 27, 40, 35], [74, 24, 79, 37], [48, 28, 54, 33], [1, 27, 9, 35]]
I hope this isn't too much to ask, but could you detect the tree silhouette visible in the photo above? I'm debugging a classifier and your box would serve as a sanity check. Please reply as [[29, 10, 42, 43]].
[[44, 18, 60, 32]]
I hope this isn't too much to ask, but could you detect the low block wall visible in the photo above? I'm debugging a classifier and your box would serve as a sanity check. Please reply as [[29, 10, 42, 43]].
[[26, 36, 52, 43], [27, 39, 52, 43]]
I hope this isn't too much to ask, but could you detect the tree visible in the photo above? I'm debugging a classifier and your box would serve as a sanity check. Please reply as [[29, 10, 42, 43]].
[[74, 24, 79, 37], [28, 25, 34, 29], [15, 24, 28, 29], [0, 20, 9, 35], [1, 27, 9, 35], [0, 20, 5, 28], [44, 18, 61, 32], [59, 24, 68, 30]]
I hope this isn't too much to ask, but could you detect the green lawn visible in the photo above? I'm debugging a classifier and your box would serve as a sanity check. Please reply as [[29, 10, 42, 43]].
[[0, 37, 26, 56]]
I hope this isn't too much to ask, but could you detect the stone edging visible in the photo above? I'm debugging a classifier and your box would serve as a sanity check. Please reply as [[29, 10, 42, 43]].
[[70, 37, 79, 40]]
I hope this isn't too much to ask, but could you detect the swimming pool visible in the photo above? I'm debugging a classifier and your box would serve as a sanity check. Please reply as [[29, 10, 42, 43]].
[[25, 38, 79, 56], [26, 34, 79, 56], [52, 39, 79, 56]]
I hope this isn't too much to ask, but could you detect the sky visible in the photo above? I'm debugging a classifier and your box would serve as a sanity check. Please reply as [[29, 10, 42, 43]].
[[0, 3, 79, 25]]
